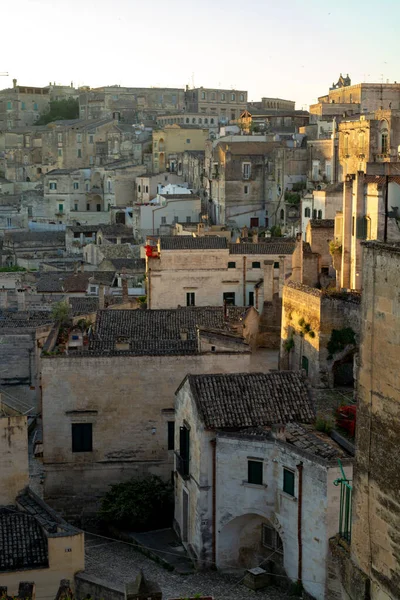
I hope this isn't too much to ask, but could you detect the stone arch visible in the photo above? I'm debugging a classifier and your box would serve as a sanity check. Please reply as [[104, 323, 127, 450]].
[[217, 513, 285, 575]]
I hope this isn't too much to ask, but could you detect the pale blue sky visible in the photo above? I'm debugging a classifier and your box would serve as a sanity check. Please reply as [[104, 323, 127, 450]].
[[3, 0, 400, 108]]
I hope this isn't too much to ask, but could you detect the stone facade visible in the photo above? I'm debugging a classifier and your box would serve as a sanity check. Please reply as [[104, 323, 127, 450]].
[[280, 281, 361, 388], [0, 81, 50, 130], [147, 237, 294, 311], [344, 241, 400, 600], [184, 87, 247, 123], [174, 375, 352, 600], [152, 127, 209, 174], [41, 347, 274, 518], [0, 416, 29, 505]]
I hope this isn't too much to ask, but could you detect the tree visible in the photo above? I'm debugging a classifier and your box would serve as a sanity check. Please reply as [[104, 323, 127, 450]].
[[100, 475, 174, 531], [51, 300, 72, 326], [35, 98, 79, 125]]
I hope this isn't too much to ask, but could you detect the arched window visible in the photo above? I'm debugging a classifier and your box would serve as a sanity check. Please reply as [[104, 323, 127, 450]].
[[198, 118, 202, 124], [210, 118, 214, 124], [192, 117, 196, 124], [186, 118, 189, 124], [313, 209, 317, 218], [344, 135, 349, 155], [318, 210, 322, 219], [204, 118, 208, 124], [231, 93, 236, 101], [305, 207, 311, 218], [381, 130, 388, 154], [280, 209, 284, 221], [358, 132, 365, 154]]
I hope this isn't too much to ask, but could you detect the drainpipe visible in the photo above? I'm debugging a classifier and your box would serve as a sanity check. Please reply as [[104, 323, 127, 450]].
[[211, 438, 217, 567], [147, 268, 151, 309], [243, 256, 246, 306], [296, 462, 303, 586]]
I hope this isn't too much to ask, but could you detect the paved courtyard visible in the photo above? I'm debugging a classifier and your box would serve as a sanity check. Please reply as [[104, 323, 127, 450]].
[[84, 533, 292, 599]]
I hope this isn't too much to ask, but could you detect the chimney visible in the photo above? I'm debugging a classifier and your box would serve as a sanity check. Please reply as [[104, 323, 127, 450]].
[[271, 423, 286, 441], [121, 268, 128, 303], [17, 289, 26, 311], [180, 329, 188, 341], [13, 78, 17, 89], [18, 582, 35, 600], [0, 289, 8, 309], [98, 284, 105, 310]]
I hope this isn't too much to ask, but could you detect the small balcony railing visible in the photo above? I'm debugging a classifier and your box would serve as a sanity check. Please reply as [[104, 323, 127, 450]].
[[174, 451, 190, 479], [334, 459, 352, 543]]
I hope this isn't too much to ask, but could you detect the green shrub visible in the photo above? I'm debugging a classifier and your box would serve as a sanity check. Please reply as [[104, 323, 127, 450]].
[[327, 328, 356, 359], [315, 416, 334, 434], [100, 475, 174, 532]]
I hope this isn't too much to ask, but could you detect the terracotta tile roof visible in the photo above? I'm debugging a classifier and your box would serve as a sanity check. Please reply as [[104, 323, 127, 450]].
[[229, 242, 295, 255], [160, 236, 228, 250], [186, 371, 314, 429], [0, 508, 48, 572], [0, 310, 53, 328], [364, 174, 400, 185], [105, 258, 145, 271], [3, 231, 65, 245], [98, 224, 133, 238], [69, 297, 99, 315], [88, 306, 247, 355]]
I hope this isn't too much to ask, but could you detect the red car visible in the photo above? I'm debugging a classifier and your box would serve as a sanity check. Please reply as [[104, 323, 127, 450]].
[[336, 405, 357, 438]]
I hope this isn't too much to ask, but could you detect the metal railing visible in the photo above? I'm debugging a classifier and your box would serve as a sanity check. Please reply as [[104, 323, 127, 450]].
[[334, 459, 352, 543], [174, 451, 190, 479]]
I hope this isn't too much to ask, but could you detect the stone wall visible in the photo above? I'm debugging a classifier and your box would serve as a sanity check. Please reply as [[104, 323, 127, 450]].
[[0, 415, 29, 505], [75, 573, 124, 600], [280, 282, 361, 388], [41, 350, 272, 518], [350, 241, 400, 599]]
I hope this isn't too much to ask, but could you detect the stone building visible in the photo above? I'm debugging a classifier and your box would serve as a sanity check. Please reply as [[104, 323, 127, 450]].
[[79, 86, 185, 123], [174, 372, 352, 599], [135, 172, 183, 204], [0, 309, 53, 389], [0, 415, 84, 600], [135, 194, 201, 239], [301, 183, 343, 240], [280, 281, 361, 388], [41, 307, 275, 518], [335, 171, 400, 291], [152, 126, 209, 174], [205, 138, 307, 229], [184, 87, 247, 123], [0, 80, 50, 130], [309, 80, 400, 122], [2, 231, 66, 268], [338, 109, 400, 178], [329, 241, 400, 600], [239, 107, 309, 137], [146, 235, 295, 310]]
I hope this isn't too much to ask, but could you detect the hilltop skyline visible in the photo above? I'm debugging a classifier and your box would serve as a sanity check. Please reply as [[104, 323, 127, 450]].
[[3, 0, 400, 110]]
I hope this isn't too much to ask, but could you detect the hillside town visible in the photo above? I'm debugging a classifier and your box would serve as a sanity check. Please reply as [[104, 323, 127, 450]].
[[0, 67, 399, 600]]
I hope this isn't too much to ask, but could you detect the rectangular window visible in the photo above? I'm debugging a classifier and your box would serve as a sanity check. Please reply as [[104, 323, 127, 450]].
[[72, 423, 93, 453], [248, 460, 263, 485], [244, 185, 249, 195], [178, 426, 190, 477], [302, 355, 309, 374], [249, 291, 254, 306], [228, 261, 236, 269], [87, 203, 90, 211], [161, 216, 167, 224], [223, 292, 235, 306], [58, 204, 63, 213], [96, 204, 101, 212], [168, 421, 175, 450], [242, 163, 251, 180], [58, 133, 63, 143], [186, 216, 191, 223], [6, 217, 12, 228], [49, 182, 57, 190], [34, 102, 38, 111], [283, 468, 295, 497], [74, 203, 78, 211], [252, 261, 261, 269], [21, 102, 26, 110], [186, 292, 195, 306], [73, 182, 79, 190], [186, 139, 191, 144], [221, 93, 226, 101], [173, 216, 179, 223], [274, 261, 280, 268], [262, 524, 283, 553], [77, 149, 82, 158], [77, 133, 82, 143], [6, 101, 11, 110], [89, 135, 94, 144], [58, 149, 62, 157]]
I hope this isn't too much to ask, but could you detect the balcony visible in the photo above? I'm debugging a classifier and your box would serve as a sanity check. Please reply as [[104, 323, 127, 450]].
[[333, 459, 352, 544], [175, 451, 190, 479]]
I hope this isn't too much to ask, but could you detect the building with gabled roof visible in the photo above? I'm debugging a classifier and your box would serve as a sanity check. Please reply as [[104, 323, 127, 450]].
[[40, 306, 275, 518], [173, 371, 352, 599]]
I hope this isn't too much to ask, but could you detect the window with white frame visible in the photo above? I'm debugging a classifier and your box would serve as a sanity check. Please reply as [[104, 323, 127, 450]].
[[49, 181, 57, 190], [242, 162, 251, 180]]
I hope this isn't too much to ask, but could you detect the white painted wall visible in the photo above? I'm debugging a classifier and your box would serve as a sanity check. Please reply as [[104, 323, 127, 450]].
[[139, 197, 201, 236]]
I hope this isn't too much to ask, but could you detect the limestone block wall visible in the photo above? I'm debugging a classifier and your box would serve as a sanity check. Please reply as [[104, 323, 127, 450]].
[[42, 351, 265, 516], [0, 416, 29, 505], [351, 242, 400, 599]]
